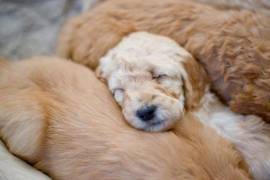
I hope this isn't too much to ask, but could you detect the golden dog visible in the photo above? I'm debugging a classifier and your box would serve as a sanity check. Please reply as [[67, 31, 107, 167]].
[[57, 0, 270, 122], [0, 57, 250, 179]]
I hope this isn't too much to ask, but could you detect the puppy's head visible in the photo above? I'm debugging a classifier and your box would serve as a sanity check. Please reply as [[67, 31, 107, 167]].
[[97, 32, 208, 132]]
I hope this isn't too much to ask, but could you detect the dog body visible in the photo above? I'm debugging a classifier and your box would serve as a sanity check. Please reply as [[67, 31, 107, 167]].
[[0, 57, 250, 179], [57, 0, 270, 122], [194, 0, 270, 15], [97, 32, 270, 180]]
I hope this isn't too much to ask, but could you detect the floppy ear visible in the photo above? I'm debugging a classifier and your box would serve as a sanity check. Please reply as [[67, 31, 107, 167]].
[[180, 56, 209, 110]]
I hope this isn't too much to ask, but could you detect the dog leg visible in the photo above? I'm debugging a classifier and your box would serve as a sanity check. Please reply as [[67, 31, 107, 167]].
[[0, 88, 48, 164]]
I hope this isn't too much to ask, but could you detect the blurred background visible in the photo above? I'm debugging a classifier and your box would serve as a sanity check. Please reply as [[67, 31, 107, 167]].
[[0, 0, 98, 60]]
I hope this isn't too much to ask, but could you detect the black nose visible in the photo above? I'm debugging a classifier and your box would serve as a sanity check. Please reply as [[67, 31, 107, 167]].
[[136, 105, 157, 122]]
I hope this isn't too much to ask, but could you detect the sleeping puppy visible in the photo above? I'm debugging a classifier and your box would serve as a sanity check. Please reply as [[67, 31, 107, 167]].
[[57, 0, 270, 122], [97, 32, 270, 180], [96, 32, 206, 132], [0, 57, 250, 179]]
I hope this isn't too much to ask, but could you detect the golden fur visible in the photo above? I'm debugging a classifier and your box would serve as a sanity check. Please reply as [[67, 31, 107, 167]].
[[0, 57, 250, 179], [57, 0, 270, 122], [195, 0, 270, 16]]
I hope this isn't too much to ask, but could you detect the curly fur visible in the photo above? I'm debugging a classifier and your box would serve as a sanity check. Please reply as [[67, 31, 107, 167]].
[[57, 0, 270, 122], [97, 32, 208, 132]]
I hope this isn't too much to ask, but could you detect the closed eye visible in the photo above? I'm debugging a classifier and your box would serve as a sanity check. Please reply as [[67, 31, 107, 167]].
[[152, 74, 168, 80]]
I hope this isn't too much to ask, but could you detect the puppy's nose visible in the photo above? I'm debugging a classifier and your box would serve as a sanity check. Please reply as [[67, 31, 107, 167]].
[[136, 105, 157, 122]]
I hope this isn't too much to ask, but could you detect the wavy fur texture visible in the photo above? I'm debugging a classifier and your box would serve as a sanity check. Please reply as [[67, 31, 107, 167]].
[[194, 0, 270, 15], [57, 0, 270, 122]]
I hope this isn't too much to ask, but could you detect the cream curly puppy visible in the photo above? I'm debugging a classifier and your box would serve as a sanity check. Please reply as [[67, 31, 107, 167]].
[[97, 32, 206, 132]]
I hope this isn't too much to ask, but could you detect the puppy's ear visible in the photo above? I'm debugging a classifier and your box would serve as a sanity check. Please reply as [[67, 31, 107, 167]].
[[181, 56, 209, 110]]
